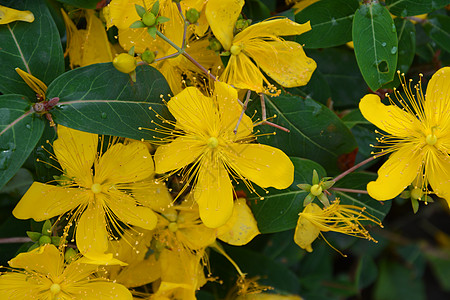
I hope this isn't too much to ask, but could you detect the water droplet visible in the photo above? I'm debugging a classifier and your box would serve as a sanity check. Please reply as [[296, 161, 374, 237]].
[[0, 143, 16, 170], [392, 23, 396, 32], [101, 112, 107, 119], [331, 17, 337, 25], [381, 42, 387, 47], [25, 124, 31, 129], [400, 9, 408, 17], [391, 46, 398, 54]]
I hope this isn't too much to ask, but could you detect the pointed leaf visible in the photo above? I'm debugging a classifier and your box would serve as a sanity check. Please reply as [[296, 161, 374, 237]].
[[386, 0, 449, 17], [0, 0, 64, 99], [0, 94, 45, 190], [353, 2, 398, 91], [425, 14, 450, 53], [46, 63, 173, 140]]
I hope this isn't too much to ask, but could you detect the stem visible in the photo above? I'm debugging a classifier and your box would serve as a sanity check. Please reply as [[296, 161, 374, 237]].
[[234, 90, 251, 134], [0, 237, 31, 244], [330, 187, 369, 194], [333, 156, 376, 183], [176, 2, 189, 49], [154, 51, 180, 63], [255, 93, 290, 132], [156, 30, 183, 53]]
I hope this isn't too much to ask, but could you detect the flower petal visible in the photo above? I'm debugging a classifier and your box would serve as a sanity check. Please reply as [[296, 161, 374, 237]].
[[67, 282, 132, 300], [105, 191, 157, 230], [0, 273, 42, 298], [427, 150, 450, 208], [217, 198, 259, 246], [367, 146, 423, 200], [359, 94, 420, 137], [294, 203, 322, 252], [424, 67, 450, 134], [205, 0, 244, 50], [8, 244, 63, 278], [194, 162, 233, 228], [234, 18, 311, 43], [95, 141, 154, 184], [13, 182, 86, 221], [220, 53, 266, 93], [154, 136, 205, 174], [213, 81, 253, 138], [168, 86, 218, 134], [247, 41, 316, 87], [0, 5, 34, 24], [224, 143, 294, 189], [76, 202, 110, 261], [53, 125, 98, 187]]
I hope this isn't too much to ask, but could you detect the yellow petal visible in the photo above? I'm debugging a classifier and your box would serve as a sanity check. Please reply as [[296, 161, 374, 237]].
[[213, 81, 253, 138], [205, 0, 244, 50], [367, 146, 423, 200], [133, 180, 173, 212], [224, 143, 294, 189], [0, 273, 41, 298], [217, 198, 259, 246], [61, 9, 84, 68], [106, 0, 151, 29], [247, 40, 316, 87], [53, 125, 98, 187], [195, 162, 233, 228], [220, 53, 266, 93], [95, 141, 154, 184], [114, 255, 161, 288], [13, 182, 86, 221], [105, 191, 157, 230], [359, 94, 420, 137], [154, 136, 205, 174], [234, 18, 311, 43], [67, 282, 132, 300], [81, 10, 114, 66], [76, 202, 110, 260], [15, 68, 47, 99], [424, 67, 450, 129], [176, 209, 217, 249], [237, 293, 303, 300], [427, 150, 450, 208], [0, 5, 34, 24], [168, 86, 218, 134], [294, 203, 322, 252], [9, 244, 63, 277], [291, 0, 320, 14]]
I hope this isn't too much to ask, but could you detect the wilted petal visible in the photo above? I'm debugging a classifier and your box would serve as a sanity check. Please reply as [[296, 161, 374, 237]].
[[294, 203, 322, 252], [220, 53, 266, 93], [0, 5, 34, 24], [13, 182, 86, 221], [367, 146, 422, 200]]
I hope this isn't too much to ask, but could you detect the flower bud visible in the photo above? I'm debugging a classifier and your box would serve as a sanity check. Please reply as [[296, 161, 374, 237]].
[[235, 19, 249, 30], [310, 184, 323, 196], [142, 11, 156, 27], [208, 37, 222, 51], [39, 235, 51, 246], [64, 248, 77, 262], [141, 50, 155, 64], [113, 53, 136, 74], [186, 8, 200, 24]]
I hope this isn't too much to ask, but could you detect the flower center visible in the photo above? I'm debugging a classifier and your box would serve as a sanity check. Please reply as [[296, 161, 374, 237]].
[[411, 188, 423, 200], [310, 184, 323, 196], [230, 44, 242, 55], [168, 222, 178, 232], [91, 183, 102, 194], [208, 137, 219, 148], [50, 283, 61, 295], [425, 134, 437, 146]]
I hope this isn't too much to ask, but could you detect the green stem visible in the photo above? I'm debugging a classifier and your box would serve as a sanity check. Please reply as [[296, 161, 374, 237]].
[[330, 187, 369, 194], [333, 156, 376, 183]]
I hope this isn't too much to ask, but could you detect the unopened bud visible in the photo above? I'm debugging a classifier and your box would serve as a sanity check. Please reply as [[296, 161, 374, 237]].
[[235, 18, 249, 30], [186, 8, 200, 24], [141, 50, 155, 64], [39, 235, 51, 246], [310, 184, 323, 196], [142, 11, 156, 27], [64, 248, 77, 262], [113, 53, 136, 74], [209, 37, 222, 51]]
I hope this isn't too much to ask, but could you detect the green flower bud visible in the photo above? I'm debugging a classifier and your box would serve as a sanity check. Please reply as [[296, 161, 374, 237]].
[[310, 184, 323, 196], [39, 235, 51, 245], [209, 37, 222, 52], [113, 53, 136, 74], [235, 18, 249, 30], [64, 248, 77, 262], [186, 8, 200, 24], [141, 50, 156, 64], [142, 11, 156, 27]]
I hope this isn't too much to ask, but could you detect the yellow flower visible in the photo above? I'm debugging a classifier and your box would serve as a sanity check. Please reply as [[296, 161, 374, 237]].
[[0, 5, 34, 24], [153, 82, 294, 228], [205, 4, 316, 95], [359, 67, 450, 206], [294, 201, 381, 252], [13, 126, 158, 261], [0, 244, 132, 299], [61, 9, 115, 69], [287, 0, 320, 14]]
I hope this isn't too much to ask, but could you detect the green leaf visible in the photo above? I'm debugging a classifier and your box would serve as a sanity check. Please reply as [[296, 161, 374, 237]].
[[355, 255, 378, 290], [0, 168, 33, 196], [333, 172, 392, 222], [0, 0, 64, 99], [386, 0, 449, 17], [248, 157, 326, 234], [426, 251, 450, 291], [295, 0, 359, 49], [425, 14, 450, 53], [156, 16, 170, 25], [47, 63, 173, 140], [253, 94, 357, 174], [130, 20, 146, 28], [287, 69, 332, 106], [54, 0, 98, 9], [147, 26, 157, 38], [151, 0, 159, 15], [135, 4, 146, 18], [242, 0, 271, 21], [353, 2, 398, 91], [0, 95, 45, 190]]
